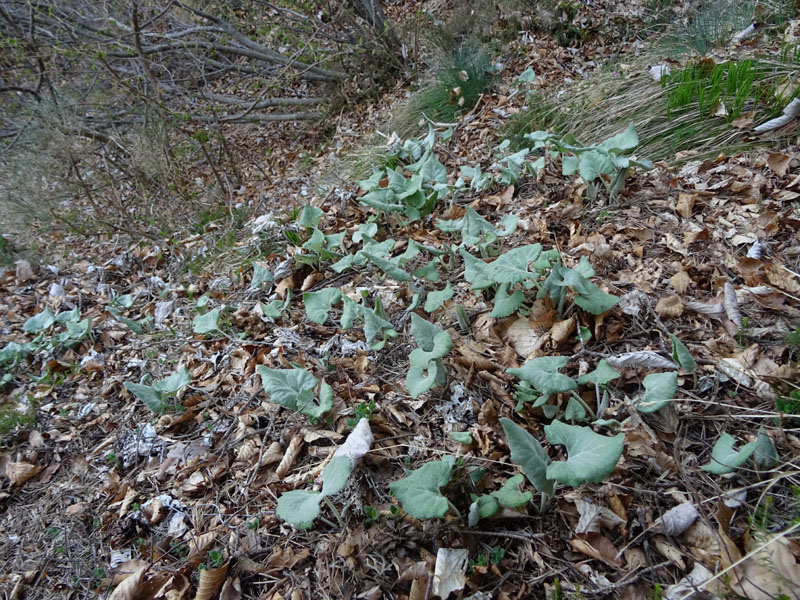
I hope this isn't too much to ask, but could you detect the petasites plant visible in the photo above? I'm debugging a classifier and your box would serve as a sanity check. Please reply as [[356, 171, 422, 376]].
[[124, 367, 191, 413], [257, 366, 333, 419], [406, 313, 452, 398], [389, 455, 456, 519], [277, 418, 374, 529]]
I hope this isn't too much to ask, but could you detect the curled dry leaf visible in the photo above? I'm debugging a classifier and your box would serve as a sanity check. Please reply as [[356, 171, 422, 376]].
[[675, 193, 695, 218], [220, 576, 242, 600], [108, 564, 147, 600], [550, 318, 575, 345], [194, 562, 229, 600], [655, 295, 683, 318], [669, 271, 691, 294], [432, 548, 469, 599], [606, 352, 677, 370], [333, 417, 373, 464], [665, 561, 715, 600], [275, 434, 304, 480], [654, 502, 699, 536], [260, 441, 283, 467], [766, 152, 790, 176], [5, 462, 44, 486], [575, 499, 625, 535], [753, 97, 800, 133], [723, 282, 742, 327]]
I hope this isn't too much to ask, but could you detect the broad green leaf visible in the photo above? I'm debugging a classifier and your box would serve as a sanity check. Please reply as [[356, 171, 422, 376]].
[[360, 304, 397, 348], [388, 456, 455, 519], [544, 421, 624, 487], [303, 288, 342, 324], [597, 122, 639, 154], [55, 306, 80, 324], [60, 317, 92, 344], [23, 307, 55, 333], [449, 431, 473, 444], [276, 490, 322, 529], [500, 418, 554, 496], [474, 495, 500, 521], [507, 356, 577, 402], [575, 360, 620, 386], [341, 296, 358, 330], [753, 427, 779, 470], [485, 244, 544, 284], [193, 308, 220, 334], [460, 207, 500, 248], [196, 295, 210, 309], [578, 149, 616, 182], [564, 397, 587, 422], [424, 282, 454, 313], [298, 203, 324, 228], [491, 283, 525, 318], [636, 372, 678, 413], [419, 153, 448, 184], [491, 474, 533, 508], [110, 294, 134, 309], [460, 249, 496, 290], [261, 298, 286, 319], [117, 315, 148, 334], [669, 334, 696, 374], [0, 342, 32, 367], [257, 366, 331, 418], [352, 222, 378, 244], [701, 433, 756, 474], [124, 382, 166, 413], [409, 313, 445, 352], [397, 240, 421, 265], [517, 67, 536, 84], [414, 260, 440, 282], [302, 228, 325, 252], [562, 155, 579, 176], [153, 367, 191, 395], [321, 455, 353, 497], [407, 322, 452, 398], [407, 356, 442, 398], [250, 264, 274, 289], [360, 188, 404, 213], [362, 252, 411, 282]]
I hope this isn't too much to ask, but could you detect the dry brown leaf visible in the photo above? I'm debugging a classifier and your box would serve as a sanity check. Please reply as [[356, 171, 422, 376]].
[[14, 260, 35, 283], [669, 271, 691, 294], [675, 193, 696, 218], [268, 547, 310, 569], [723, 282, 743, 327], [219, 577, 242, 600], [655, 295, 684, 318], [652, 535, 685, 569], [569, 534, 622, 567], [275, 434, 304, 479], [574, 499, 625, 534], [108, 564, 147, 600], [767, 152, 791, 176], [194, 562, 229, 600], [5, 461, 44, 486], [259, 441, 283, 466], [504, 316, 549, 358], [550, 318, 575, 345]]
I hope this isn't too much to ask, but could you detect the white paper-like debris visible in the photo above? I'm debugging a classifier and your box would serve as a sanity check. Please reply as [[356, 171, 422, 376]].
[[154, 301, 174, 327], [746, 240, 763, 259], [731, 23, 758, 43], [649, 64, 671, 82], [618, 289, 650, 317], [685, 301, 725, 320], [109, 549, 132, 569], [432, 548, 469, 599], [333, 418, 373, 465], [665, 561, 715, 600], [606, 351, 677, 370], [657, 502, 699, 536], [754, 97, 800, 133], [49, 283, 65, 298]]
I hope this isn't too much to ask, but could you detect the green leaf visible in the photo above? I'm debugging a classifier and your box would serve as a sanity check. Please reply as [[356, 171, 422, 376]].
[[474, 495, 500, 520], [55, 306, 80, 324], [261, 298, 286, 319], [153, 367, 191, 395], [596, 122, 639, 154], [407, 319, 452, 398], [701, 433, 756, 474], [257, 366, 332, 418], [250, 264, 274, 289], [564, 397, 587, 422], [578, 149, 616, 182], [669, 334, 696, 374], [110, 294, 134, 309], [753, 427, 779, 470], [544, 421, 624, 487], [491, 283, 525, 318], [409, 313, 444, 352], [388, 456, 455, 519], [449, 431, 473, 444], [276, 490, 322, 529], [360, 304, 397, 349], [486, 244, 544, 284], [491, 474, 533, 508], [124, 382, 166, 413], [303, 288, 342, 324], [193, 308, 220, 334], [507, 356, 577, 403], [500, 418, 554, 496], [362, 252, 411, 282], [424, 282, 454, 313], [517, 67, 536, 84], [414, 260, 440, 282], [636, 372, 678, 413], [298, 203, 323, 228], [419, 153, 448, 184], [460, 249, 496, 290], [23, 307, 55, 333], [575, 360, 620, 386], [321, 455, 353, 497]]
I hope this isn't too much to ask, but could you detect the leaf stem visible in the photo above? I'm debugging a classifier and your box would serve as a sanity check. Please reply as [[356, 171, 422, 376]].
[[322, 496, 345, 529]]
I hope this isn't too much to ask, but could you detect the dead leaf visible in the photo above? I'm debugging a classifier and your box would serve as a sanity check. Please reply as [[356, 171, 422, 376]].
[[276, 434, 304, 479], [575, 499, 625, 534], [432, 548, 468, 599], [767, 153, 791, 176], [669, 271, 691, 294], [675, 193, 696, 218], [655, 502, 699, 536], [5, 462, 44, 486], [194, 562, 229, 600], [108, 564, 147, 600], [656, 295, 684, 318]]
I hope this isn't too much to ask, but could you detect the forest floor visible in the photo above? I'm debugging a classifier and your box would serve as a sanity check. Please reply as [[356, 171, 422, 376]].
[[2, 1, 800, 600]]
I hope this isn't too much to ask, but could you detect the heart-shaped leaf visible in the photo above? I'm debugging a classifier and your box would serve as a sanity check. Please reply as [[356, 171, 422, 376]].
[[297, 203, 324, 228], [124, 382, 166, 413], [701, 432, 756, 474], [753, 427, 779, 470], [23, 307, 55, 333], [491, 283, 525, 318], [389, 456, 455, 519], [193, 308, 220, 334], [153, 367, 191, 395], [669, 333, 696, 373], [249, 264, 274, 290], [303, 288, 342, 324], [544, 421, 624, 487], [491, 474, 533, 508], [449, 431, 473, 444], [424, 282, 454, 313], [500, 418, 554, 496], [507, 356, 577, 402], [257, 366, 332, 418], [575, 360, 620, 386], [636, 371, 678, 413], [276, 490, 322, 529]]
